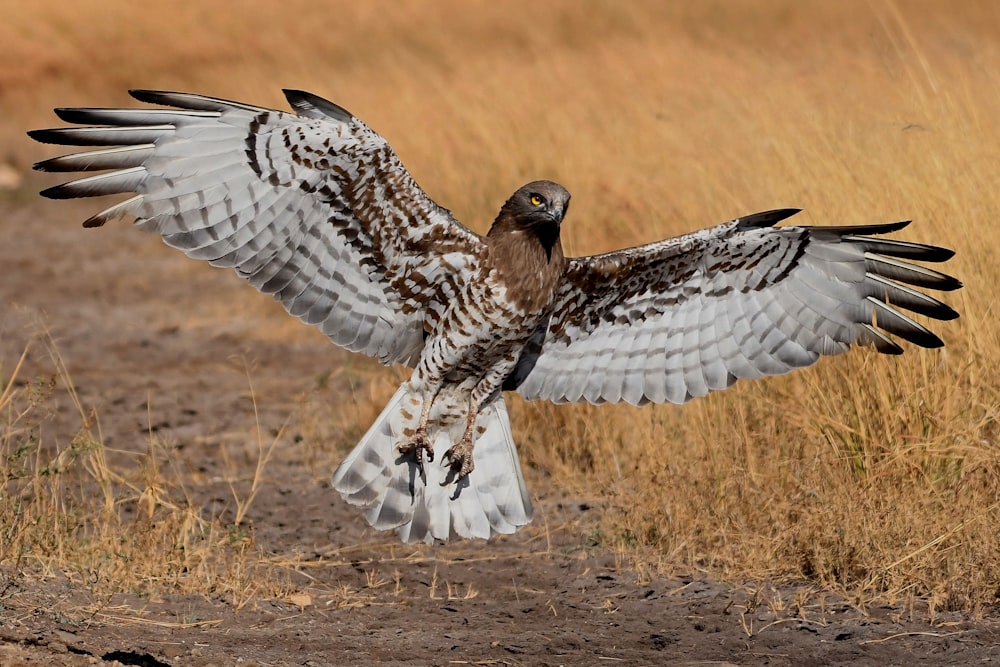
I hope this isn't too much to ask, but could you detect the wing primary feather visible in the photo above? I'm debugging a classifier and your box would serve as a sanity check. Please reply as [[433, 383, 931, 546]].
[[736, 208, 802, 230], [846, 235, 955, 262], [128, 89, 271, 113], [865, 254, 963, 291], [867, 297, 944, 348], [33, 144, 156, 172], [83, 194, 144, 228], [809, 220, 911, 237], [40, 167, 146, 199], [53, 107, 218, 126], [866, 273, 959, 320], [283, 89, 354, 123], [28, 126, 173, 147]]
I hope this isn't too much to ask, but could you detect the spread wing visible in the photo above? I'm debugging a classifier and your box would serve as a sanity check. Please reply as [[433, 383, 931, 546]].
[[514, 209, 962, 405], [29, 89, 486, 366]]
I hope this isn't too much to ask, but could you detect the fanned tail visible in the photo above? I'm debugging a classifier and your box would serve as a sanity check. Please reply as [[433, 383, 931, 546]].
[[332, 384, 533, 543]]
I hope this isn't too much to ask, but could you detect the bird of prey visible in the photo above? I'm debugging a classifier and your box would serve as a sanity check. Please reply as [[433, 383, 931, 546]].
[[30, 89, 962, 543]]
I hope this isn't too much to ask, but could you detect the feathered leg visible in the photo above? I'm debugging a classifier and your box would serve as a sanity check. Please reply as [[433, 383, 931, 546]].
[[397, 388, 437, 480], [442, 399, 478, 479], [442, 371, 507, 480], [398, 321, 464, 477]]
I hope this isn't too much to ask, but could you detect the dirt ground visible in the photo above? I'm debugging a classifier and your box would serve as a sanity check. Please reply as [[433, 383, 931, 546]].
[[1, 194, 998, 666]]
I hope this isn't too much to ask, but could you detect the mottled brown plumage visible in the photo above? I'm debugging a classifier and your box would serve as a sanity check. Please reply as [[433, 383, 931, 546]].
[[399, 181, 570, 482], [30, 89, 961, 543]]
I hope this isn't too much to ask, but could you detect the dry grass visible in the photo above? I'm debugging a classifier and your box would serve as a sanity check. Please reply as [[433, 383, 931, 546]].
[[0, 334, 294, 609], [4, 0, 999, 615]]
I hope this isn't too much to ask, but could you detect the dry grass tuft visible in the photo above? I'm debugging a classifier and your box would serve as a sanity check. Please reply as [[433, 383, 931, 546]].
[[5, 0, 1000, 616], [0, 334, 293, 608]]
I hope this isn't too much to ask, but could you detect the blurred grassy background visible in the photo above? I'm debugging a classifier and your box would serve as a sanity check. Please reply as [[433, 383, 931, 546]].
[[5, 0, 999, 614]]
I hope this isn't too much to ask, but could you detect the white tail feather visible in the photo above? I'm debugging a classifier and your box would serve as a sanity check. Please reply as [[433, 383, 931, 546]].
[[332, 384, 532, 543]]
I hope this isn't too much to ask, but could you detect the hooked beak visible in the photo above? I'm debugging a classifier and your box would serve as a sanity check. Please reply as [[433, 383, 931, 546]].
[[548, 200, 567, 225]]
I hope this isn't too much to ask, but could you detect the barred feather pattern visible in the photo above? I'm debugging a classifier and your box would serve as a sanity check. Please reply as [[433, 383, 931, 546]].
[[515, 210, 961, 405], [30, 89, 486, 367]]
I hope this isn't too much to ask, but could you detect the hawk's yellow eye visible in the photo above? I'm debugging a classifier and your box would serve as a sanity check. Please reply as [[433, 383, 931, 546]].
[[530, 194, 543, 206]]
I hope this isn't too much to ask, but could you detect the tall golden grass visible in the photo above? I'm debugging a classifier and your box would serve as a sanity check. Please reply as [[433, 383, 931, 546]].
[[4, 0, 998, 614]]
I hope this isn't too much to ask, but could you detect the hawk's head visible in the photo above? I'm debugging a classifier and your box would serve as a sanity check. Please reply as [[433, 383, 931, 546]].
[[489, 180, 570, 256], [498, 180, 571, 229]]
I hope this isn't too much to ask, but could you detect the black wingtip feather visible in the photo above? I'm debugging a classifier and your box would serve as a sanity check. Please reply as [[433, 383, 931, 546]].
[[53, 107, 92, 124], [128, 89, 173, 105], [932, 247, 956, 262], [736, 208, 802, 230], [936, 275, 963, 292], [27, 128, 63, 145], [887, 323, 945, 349], [283, 89, 354, 123], [937, 305, 961, 320], [39, 183, 75, 199]]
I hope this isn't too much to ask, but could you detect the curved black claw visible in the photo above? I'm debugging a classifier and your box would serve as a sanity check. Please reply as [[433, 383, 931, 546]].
[[442, 438, 474, 482]]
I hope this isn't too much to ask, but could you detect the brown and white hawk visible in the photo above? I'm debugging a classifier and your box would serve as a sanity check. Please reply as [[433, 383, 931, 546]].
[[30, 89, 962, 543]]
